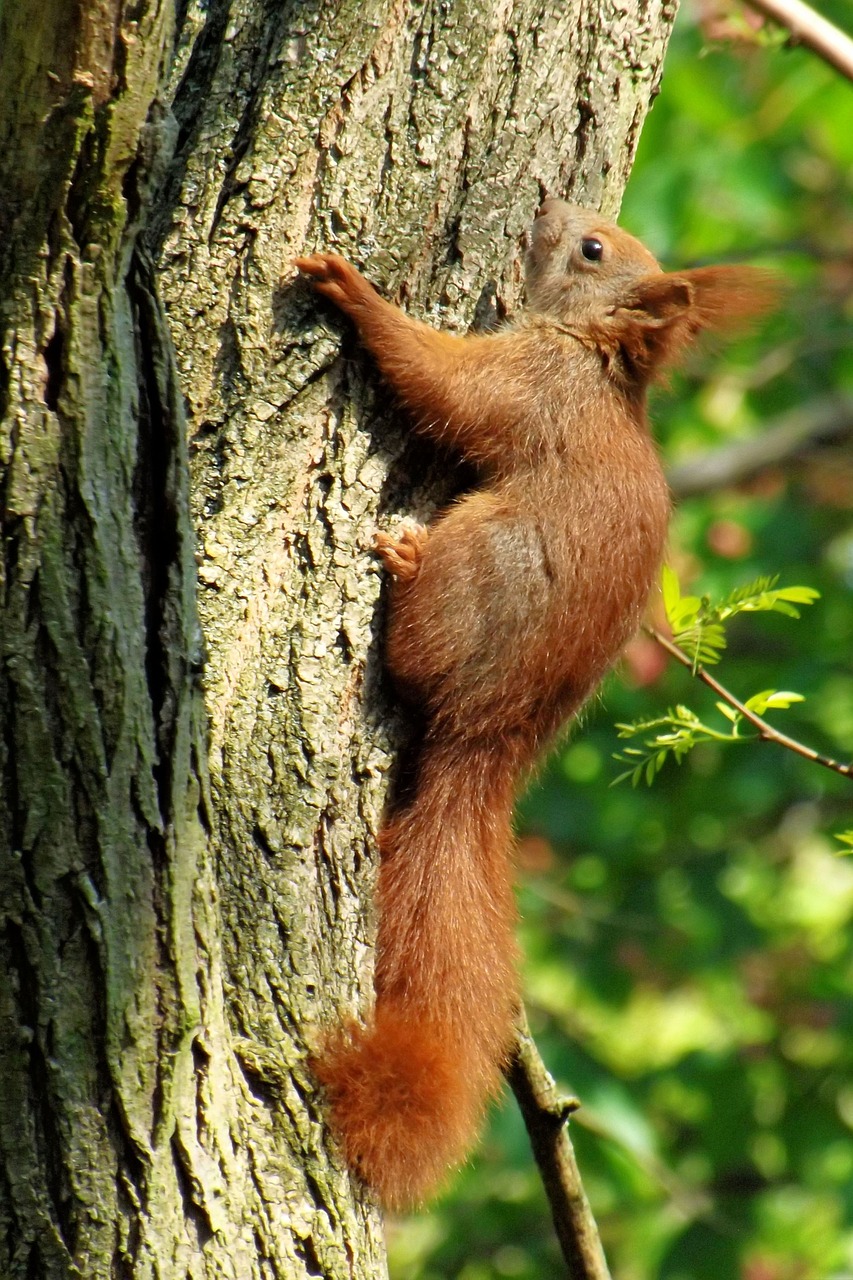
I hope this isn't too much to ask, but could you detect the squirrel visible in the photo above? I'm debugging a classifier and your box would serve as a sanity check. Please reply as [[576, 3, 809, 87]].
[[295, 198, 773, 1210]]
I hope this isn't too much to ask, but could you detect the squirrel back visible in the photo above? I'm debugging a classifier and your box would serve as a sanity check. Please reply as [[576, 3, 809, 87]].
[[297, 200, 774, 1208]]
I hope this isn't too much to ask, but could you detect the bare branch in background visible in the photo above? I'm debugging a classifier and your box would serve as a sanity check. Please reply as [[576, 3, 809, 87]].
[[668, 396, 853, 498], [741, 0, 853, 82]]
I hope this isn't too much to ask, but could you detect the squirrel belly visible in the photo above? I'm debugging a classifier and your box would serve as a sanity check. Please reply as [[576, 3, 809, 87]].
[[296, 198, 774, 1209]]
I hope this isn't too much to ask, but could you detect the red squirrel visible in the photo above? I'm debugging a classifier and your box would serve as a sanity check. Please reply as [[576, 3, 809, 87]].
[[295, 199, 773, 1210]]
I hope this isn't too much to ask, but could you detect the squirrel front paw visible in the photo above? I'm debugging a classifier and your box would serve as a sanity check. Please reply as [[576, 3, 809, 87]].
[[294, 253, 368, 311], [374, 525, 428, 583]]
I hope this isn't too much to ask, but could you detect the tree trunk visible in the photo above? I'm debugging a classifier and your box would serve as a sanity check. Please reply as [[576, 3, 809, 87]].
[[0, 1, 676, 1275]]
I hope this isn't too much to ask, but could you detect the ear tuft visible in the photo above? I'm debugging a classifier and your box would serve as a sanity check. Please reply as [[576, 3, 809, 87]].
[[675, 265, 779, 332]]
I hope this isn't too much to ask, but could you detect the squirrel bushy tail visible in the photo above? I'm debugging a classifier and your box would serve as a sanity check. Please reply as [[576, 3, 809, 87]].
[[313, 733, 525, 1209]]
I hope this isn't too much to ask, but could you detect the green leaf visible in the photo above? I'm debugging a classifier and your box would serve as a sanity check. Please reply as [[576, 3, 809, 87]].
[[715, 578, 820, 622], [743, 689, 806, 715], [661, 565, 703, 632], [661, 563, 682, 618], [672, 621, 727, 668]]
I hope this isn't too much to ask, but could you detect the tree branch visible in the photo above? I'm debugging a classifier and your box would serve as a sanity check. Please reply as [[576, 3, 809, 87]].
[[647, 626, 853, 778], [507, 1016, 612, 1280], [741, 0, 853, 82], [668, 396, 853, 498]]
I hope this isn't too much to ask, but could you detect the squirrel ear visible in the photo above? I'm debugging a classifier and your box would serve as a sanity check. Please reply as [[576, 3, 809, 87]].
[[608, 265, 777, 383], [605, 274, 697, 379], [623, 274, 695, 324]]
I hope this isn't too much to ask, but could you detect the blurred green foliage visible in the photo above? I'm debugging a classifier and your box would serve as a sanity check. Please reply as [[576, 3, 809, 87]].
[[388, 5, 853, 1277]]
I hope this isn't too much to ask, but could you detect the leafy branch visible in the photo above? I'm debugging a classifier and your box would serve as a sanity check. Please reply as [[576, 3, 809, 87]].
[[659, 564, 819, 670], [614, 570, 853, 787]]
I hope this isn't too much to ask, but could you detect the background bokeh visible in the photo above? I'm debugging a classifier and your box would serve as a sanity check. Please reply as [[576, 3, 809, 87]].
[[388, 4, 853, 1276]]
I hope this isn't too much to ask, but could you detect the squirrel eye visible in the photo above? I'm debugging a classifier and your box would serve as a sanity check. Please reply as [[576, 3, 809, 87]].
[[580, 237, 604, 262]]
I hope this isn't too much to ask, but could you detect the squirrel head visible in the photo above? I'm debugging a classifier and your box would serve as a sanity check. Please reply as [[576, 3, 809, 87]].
[[525, 198, 777, 385], [525, 199, 661, 319]]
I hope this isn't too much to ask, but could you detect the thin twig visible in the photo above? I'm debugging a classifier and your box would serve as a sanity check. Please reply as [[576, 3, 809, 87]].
[[507, 1015, 612, 1280], [647, 626, 853, 778], [741, 0, 853, 82]]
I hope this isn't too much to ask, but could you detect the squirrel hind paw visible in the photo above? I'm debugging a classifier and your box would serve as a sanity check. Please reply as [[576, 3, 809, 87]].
[[311, 1009, 481, 1210], [374, 525, 428, 582]]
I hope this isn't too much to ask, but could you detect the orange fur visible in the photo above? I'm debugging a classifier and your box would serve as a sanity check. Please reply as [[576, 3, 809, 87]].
[[296, 199, 774, 1208], [314, 1009, 482, 1210]]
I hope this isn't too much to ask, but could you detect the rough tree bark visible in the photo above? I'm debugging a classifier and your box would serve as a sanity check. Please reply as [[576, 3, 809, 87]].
[[0, 1, 676, 1276]]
